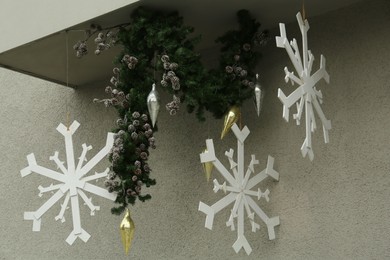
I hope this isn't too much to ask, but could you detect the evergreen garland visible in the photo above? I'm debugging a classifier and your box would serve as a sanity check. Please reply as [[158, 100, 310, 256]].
[[94, 7, 207, 215], [205, 9, 269, 118], [86, 7, 268, 214]]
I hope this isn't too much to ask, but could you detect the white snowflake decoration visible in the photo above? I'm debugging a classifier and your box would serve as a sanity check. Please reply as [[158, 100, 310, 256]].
[[21, 121, 117, 245], [198, 123, 279, 255], [276, 12, 331, 161]]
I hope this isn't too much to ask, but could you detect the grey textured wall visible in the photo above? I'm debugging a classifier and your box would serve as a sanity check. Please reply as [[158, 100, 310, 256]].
[[1, 0, 390, 259]]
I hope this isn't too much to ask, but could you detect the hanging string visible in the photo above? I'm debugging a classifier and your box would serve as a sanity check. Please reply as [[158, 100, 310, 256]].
[[302, 0, 306, 20], [206, 95, 210, 139], [66, 111, 70, 131], [153, 50, 158, 83], [239, 111, 242, 130], [239, 82, 242, 130], [207, 113, 210, 139], [65, 30, 71, 131]]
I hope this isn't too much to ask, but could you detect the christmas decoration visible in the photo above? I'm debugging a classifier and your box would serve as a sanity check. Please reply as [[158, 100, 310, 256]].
[[93, 61, 157, 215], [90, 7, 211, 214], [120, 208, 135, 255], [147, 83, 160, 127], [221, 106, 240, 139], [253, 74, 262, 117], [199, 123, 280, 255], [20, 121, 116, 244], [78, 8, 269, 121], [77, 7, 269, 213], [276, 12, 331, 161], [202, 148, 214, 182]]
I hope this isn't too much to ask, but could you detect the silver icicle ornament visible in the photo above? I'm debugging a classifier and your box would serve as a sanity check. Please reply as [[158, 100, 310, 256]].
[[147, 83, 160, 127], [254, 74, 262, 117]]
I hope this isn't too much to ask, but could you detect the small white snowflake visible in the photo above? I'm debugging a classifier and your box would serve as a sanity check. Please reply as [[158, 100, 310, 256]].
[[21, 121, 116, 245], [276, 12, 331, 161], [198, 123, 279, 255]]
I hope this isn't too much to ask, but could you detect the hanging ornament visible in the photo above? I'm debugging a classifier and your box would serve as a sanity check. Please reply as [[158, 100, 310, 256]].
[[199, 123, 280, 255], [120, 208, 135, 255], [202, 148, 214, 182], [276, 12, 331, 161], [147, 83, 160, 127], [20, 120, 116, 245], [253, 74, 262, 117], [221, 106, 240, 139]]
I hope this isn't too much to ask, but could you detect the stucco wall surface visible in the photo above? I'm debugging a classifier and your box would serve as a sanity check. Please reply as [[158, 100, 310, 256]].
[[1, 0, 390, 259]]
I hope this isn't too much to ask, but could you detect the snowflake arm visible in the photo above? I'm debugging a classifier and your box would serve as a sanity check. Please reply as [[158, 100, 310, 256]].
[[76, 144, 92, 173], [38, 183, 62, 197], [246, 196, 280, 240], [233, 199, 252, 254], [82, 182, 116, 201], [201, 139, 236, 186], [246, 156, 279, 190], [81, 168, 109, 182], [21, 121, 117, 245], [24, 189, 65, 231], [276, 23, 303, 74], [297, 13, 309, 71], [21, 154, 67, 182], [293, 97, 305, 125], [57, 121, 79, 178], [199, 123, 280, 255], [77, 133, 114, 178], [198, 192, 237, 230], [276, 12, 331, 161], [50, 151, 67, 174], [55, 193, 70, 223], [312, 92, 331, 143], [77, 190, 100, 216]]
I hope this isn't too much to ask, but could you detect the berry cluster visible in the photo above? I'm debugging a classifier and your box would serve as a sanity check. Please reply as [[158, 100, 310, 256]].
[[253, 31, 270, 47], [106, 111, 155, 199], [166, 95, 181, 115], [127, 112, 156, 150], [73, 26, 119, 58], [73, 40, 88, 58], [160, 55, 180, 90], [93, 65, 131, 108], [224, 43, 257, 87], [121, 54, 138, 69], [94, 31, 118, 55]]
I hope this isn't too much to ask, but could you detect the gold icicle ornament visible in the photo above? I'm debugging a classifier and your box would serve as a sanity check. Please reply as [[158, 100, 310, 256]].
[[220, 106, 241, 139], [202, 148, 214, 182], [120, 208, 135, 255]]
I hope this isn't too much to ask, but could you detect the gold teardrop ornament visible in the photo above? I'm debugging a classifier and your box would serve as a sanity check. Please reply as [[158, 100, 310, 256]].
[[220, 106, 240, 139], [202, 149, 214, 182], [120, 208, 135, 255]]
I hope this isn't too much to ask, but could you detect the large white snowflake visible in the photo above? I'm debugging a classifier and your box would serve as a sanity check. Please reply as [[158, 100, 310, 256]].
[[20, 121, 117, 245], [198, 123, 280, 255], [276, 12, 331, 161]]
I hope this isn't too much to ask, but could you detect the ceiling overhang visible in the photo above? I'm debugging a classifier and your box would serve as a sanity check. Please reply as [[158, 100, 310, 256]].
[[0, 0, 363, 87]]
